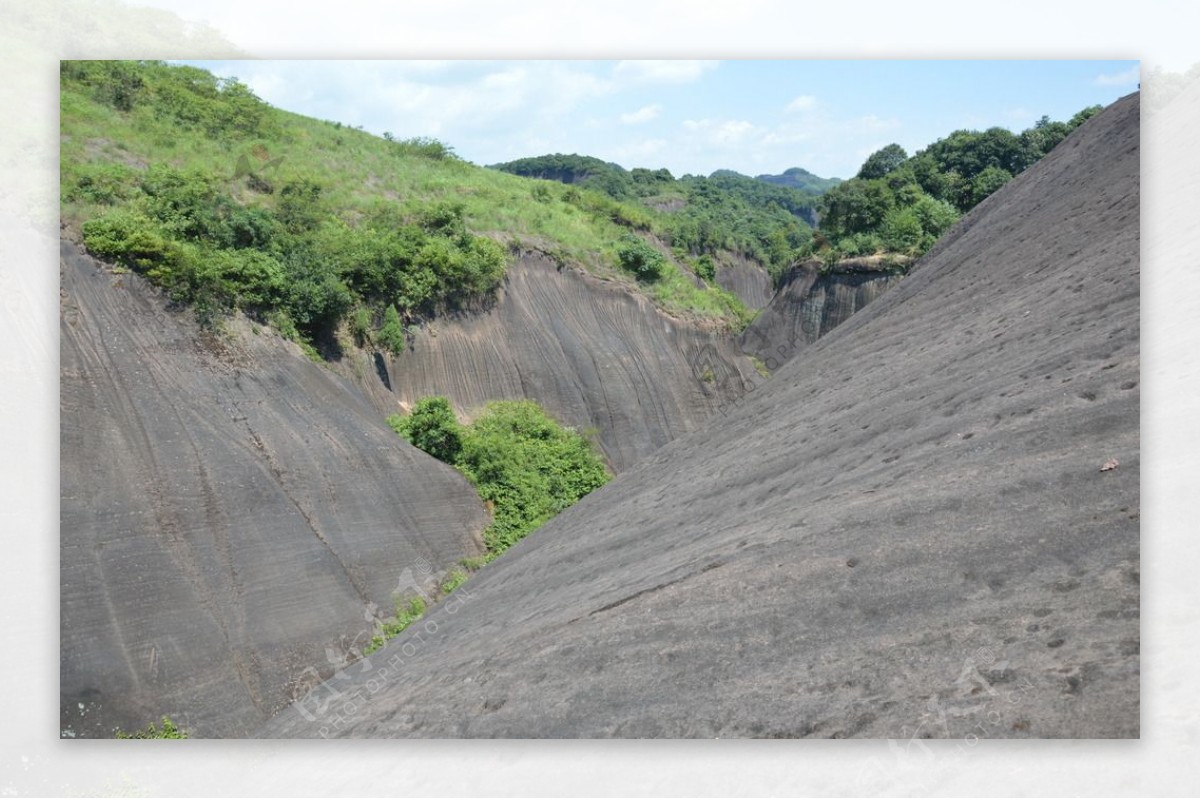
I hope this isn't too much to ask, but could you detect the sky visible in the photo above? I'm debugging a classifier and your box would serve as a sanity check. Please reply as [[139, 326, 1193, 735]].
[[182, 59, 1139, 180]]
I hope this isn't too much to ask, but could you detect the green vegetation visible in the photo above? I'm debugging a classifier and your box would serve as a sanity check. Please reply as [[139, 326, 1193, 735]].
[[388, 396, 463, 463], [63, 60, 1105, 337], [817, 108, 1103, 260], [391, 397, 611, 558], [753, 166, 843, 194], [440, 568, 469, 594], [492, 154, 820, 284], [115, 716, 187, 739], [363, 595, 427, 655], [62, 60, 758, 342], [615, 234, 667, 281]]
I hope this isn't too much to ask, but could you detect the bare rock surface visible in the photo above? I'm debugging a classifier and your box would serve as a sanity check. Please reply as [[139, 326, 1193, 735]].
[[713, 254, 775, 310], [373, 252, 758, 471], [260, 93, 1139, 739], [741, 263, 903, 370], [60, 242, 489, 738]]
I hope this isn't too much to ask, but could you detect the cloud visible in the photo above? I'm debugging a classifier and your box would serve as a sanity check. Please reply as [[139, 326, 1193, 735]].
[[857, 114, 901, 132], [619, 104, 662, 125], [682, 118, 760, 145], [785, 94, 816, 112], [613, 60, 717, 84], [1094, 65, 1140, 86], [607, 138, 669, 165]]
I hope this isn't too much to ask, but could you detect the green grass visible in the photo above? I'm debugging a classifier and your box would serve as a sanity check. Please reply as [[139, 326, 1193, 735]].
[[114, 716, 187, 739], [440, 568, 469, 595], [362, 595, 427, 655], [61, 61, 755, 332]]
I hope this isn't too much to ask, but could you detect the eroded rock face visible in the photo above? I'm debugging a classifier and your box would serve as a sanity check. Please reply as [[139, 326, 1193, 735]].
[[60, 242, 489, 738], [741, 263, 903, 370], [713, 254, 775, 310], [372, 253, 758, 472], [260, 93, 1139, 739]]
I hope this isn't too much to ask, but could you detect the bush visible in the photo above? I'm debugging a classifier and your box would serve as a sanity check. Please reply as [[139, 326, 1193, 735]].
[[390, 396, 463, 463], [615, 234, 667, 281], [82, 210, 176, 272], [375, 304, 407, 354], [456, 400, 610, 555], [389, 397, 610, 558], [65, 162, 140, 205]]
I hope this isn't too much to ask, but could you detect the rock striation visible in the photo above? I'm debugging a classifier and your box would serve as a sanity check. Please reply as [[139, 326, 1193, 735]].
[[371, 252, 758, 472], [741, 261, 903, 370], [60, 241, 489, 738], [260, 93, 1140, 739]]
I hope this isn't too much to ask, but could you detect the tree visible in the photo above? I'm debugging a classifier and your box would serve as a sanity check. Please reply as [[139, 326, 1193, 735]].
[[857, 144, 908, 180], [969, 165, 1013, 206], [376, 304, 406, 353]]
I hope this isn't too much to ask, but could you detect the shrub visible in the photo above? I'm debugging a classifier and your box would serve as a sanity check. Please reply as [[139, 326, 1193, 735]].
[[375, 304, 407, 354], [390, 396, 463, 463], [615, 234, 667, 281], [82, 210, 176, 272], [456, 400, 610, 555], [66, 162, 140, 205], [389, 397, 611, 558]]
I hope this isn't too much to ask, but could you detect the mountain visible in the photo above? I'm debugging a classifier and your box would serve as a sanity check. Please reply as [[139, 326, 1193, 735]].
[[756, 166, 842, 194], [259, 92, 1139, 739]]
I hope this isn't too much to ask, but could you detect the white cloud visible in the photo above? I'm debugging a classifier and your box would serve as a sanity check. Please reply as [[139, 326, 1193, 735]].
[[760, 125, 810, 146], [1094, 65, 1140, 86], [619, 104, 662, 125], [607, 138, 669, 165], [682, 118, 760, 146], [613, 60, 717, 84], [785, 94, 816, 112], [857, 114, 901, 132]]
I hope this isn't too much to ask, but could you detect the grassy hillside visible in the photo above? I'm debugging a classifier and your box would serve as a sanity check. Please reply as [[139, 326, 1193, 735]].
[[491, 154, 821, 283], [60, 61, 757, 354]]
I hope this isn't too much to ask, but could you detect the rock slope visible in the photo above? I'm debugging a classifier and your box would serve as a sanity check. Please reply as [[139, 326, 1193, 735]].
[[260, 92, 1140, 739], [372, 252, 758, 472], [60, 242, 489, 738]]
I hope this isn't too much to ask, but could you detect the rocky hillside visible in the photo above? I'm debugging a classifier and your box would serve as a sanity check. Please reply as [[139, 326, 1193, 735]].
[[363, 251, 757, 472], [60, 241, 489, 737], [259, 92, 1139, 739], [741, 260, 904, 369]]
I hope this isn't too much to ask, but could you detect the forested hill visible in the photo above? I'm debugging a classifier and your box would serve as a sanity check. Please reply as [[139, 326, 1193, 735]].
[[754, 166, 842, 194], [490, 154, 822, 281], [816, 107, 1104, 260]]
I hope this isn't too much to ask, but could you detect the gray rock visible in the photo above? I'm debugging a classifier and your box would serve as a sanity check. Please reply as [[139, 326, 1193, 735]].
[[60, 243, 489, 738], [259, 92, 1140, 739], [741, 263, 902, 370], [367, 252, 759, 472], [714, 255, 775, 310]]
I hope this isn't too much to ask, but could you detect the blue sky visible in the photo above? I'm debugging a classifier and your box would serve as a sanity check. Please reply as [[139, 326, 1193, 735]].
[[184, 60, 1139, 180]]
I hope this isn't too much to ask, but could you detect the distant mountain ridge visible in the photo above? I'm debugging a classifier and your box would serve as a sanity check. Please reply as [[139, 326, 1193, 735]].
[[754, 166, 842, 193]]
